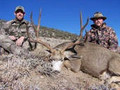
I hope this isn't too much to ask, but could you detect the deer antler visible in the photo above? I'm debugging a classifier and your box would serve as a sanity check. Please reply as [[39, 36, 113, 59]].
[[36, 10, 41, 38], [84, 30, 88, 43], [61, 12, 89, 53], [30, 12, 37, 37], [28, 10, 55, 53], [77, 12, 89, 42]]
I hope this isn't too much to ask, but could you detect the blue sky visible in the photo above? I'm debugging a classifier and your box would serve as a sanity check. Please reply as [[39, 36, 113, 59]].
[[0, 0, 120, 45]]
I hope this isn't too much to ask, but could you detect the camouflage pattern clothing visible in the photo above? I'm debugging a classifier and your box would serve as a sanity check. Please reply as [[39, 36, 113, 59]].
[[0, 19, 36, 54], [3, 19, 35, 39], [85, 23, 118, 52], [0, 34, 24, 55]]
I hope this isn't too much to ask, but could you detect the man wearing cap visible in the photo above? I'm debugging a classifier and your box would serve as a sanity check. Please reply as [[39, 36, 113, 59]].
[[85, 12, 118, 52], [0, 6, 36, 54]]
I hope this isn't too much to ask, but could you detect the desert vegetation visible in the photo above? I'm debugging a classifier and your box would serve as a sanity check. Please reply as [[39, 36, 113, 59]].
[[0, 19, 120, 90]]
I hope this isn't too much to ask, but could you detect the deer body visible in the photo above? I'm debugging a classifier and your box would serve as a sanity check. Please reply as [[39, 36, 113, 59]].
[[74, 42, 120, 79]]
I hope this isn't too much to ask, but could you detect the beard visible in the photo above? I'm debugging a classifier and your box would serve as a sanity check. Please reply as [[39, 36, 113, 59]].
[[16, 15, 24, 21]]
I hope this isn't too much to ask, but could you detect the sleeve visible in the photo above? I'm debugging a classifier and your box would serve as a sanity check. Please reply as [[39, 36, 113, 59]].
[[0, 21, 11, 35], [84, 29, 94, 42], [108, 28, 118, 51]]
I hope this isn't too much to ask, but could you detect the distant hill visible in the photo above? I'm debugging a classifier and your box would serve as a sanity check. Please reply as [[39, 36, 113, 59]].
[[0, 19, 78, 40]]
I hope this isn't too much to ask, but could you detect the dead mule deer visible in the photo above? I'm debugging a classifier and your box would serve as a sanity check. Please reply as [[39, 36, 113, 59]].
[[28, 11, 120, 84], [27, 11, 88, 72]]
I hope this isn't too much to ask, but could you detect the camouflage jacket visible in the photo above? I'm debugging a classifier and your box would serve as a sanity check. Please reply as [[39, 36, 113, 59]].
[[1, 19, 36, 50], [2, 19, 35, 39], [85, 23, 118, 52]]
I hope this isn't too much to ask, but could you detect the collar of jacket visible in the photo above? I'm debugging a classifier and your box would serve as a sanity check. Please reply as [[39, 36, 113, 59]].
[[11, 19, 28, 25], [91, 23, 106, 30]]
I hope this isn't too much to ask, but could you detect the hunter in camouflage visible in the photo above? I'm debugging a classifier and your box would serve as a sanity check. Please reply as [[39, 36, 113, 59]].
[[0, 6, 36, 54], [85, 12, 118, 52]]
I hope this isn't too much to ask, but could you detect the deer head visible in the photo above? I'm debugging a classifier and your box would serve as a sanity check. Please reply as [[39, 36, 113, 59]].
[[27, 10, 89, 71]]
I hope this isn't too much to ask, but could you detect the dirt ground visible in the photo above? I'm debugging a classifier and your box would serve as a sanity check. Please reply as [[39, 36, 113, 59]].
[[0, 37, 119, 90]]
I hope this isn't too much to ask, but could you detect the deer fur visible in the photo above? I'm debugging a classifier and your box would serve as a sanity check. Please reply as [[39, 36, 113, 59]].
[[74, 42, 120, 78], [61, 41, 120, 85]]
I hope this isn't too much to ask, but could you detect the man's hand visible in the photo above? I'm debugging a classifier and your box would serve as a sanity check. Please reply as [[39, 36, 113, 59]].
[[9, 36, 16, 41], [16, 36, 24, 46]]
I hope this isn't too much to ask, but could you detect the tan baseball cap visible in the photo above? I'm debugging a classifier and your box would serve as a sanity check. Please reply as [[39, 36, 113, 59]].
[[15, 6, 25, 13]]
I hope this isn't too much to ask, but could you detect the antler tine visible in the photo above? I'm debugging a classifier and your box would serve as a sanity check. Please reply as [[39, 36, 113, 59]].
[[61, 42, 76, 53], [61, 12, 89, 53], [26, 12, 35, 41], [36, 9, 42, 38], [30, 12, 37, 35], [77, 13, 89, 42], [30, 11, 33, 23], [33, 39, 55, 53], [84, 30, 88, 43], [29, 10, 55, 53], [80, 12, 83, 32]]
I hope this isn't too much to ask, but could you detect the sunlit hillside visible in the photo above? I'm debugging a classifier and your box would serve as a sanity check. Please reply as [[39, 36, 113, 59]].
[[0, 19, 78, 40]]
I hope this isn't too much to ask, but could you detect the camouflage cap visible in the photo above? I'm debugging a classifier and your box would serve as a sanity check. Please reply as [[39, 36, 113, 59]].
[[90, 12, 107, 21], [15, 6, 25, 13]]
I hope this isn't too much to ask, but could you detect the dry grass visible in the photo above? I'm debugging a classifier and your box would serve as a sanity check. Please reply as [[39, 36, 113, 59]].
[[0, 37, 118, 90], [0, 20, 119, 89]]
